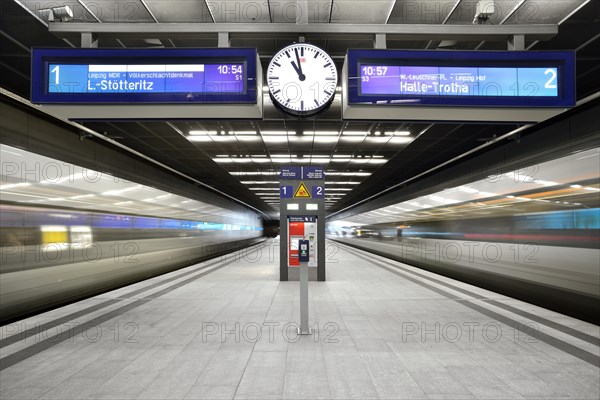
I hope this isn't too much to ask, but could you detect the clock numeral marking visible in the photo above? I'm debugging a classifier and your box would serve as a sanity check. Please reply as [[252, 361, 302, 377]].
[[272, 89, 281, 95], [323, 63, 331, 68], [273, 62, 281, 67], [314, 99, 320, 106], [285, 51, 291, 58], [325, 77, 336, 81], [324, 90, 332, 96], [269, 77, 279, 80], [301, 100, 304, 110], [314, 51, 320, 59], [300, 47, 304, 57], [286, 99, 291, 103]]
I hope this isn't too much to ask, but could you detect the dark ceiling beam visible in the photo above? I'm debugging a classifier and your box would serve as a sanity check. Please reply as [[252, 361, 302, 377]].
[[48, 22, 558, 41]]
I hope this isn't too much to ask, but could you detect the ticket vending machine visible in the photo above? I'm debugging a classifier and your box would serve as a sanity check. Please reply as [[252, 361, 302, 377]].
[[288, 216, 317, 268]]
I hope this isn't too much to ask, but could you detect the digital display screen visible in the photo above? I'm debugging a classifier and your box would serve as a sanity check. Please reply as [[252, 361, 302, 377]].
[[31, 48, 258, 104], [360, 65, 558, 97], [47, 63, 244, 94], [346, 50, 575, 107]]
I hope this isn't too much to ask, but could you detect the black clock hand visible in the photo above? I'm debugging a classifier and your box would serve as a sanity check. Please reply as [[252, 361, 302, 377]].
[[293, 48, 306, 81]]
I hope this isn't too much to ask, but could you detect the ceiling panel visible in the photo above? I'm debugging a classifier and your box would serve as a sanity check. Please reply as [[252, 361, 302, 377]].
[[388, 0, 455, 24], [270, 0, 332, 23], [447, 0, 522, 25], [332, 0, 395, 23], [504, 0, 586, 24], [79, 0, 155, 22], [207, 0, 271, 23], [144, 0, 213, 23]]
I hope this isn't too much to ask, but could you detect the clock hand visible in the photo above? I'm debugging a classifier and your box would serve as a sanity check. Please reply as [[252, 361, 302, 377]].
[[293, 48, 306, 81]]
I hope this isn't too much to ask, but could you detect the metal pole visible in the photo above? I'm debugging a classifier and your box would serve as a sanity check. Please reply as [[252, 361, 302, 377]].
[[299, 261, 311, 335]]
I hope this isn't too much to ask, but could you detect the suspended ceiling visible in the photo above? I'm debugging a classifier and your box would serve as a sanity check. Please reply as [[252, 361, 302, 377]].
[[0, 0, 598, 219]]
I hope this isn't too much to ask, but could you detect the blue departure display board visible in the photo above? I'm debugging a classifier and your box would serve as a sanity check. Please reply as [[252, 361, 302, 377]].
[[31, 48, 258, 104], [347, 50, 575, 107]]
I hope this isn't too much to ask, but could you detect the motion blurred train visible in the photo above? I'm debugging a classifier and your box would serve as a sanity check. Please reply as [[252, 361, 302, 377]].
[[328, 208, 600, 323], [0, 143, 264, 324], [0, 204, 263, 324]]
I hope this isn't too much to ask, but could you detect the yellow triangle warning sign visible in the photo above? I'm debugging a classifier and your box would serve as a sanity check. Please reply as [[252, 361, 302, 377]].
[[293, 182, 311, 198]]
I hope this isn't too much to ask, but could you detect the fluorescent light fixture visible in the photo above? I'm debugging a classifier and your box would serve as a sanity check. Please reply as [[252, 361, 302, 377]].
[[327, 172, 372, 177], [330, 158, 351, 163], [287, 203, 299, 210], [570, 184, 582, 189], [343, 131, 368, 136], [229, 172, 279, 176], [189, 130, 218, 135], [262, 131, 289, 135], [306, 204, 319, 210], [313, 131, 340, 136], [313, 136, 339, 143], [251, 158, 271, 163], [392, 131, 411, 136], [234, 131, 257, 135]]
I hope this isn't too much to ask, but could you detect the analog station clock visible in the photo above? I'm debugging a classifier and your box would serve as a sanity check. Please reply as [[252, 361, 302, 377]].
[[267, 43, 338, 118]]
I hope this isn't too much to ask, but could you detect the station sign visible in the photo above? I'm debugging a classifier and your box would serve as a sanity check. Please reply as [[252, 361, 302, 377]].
[[31, 48, 258, 104], [279, 167, 324, 180], [346, 50, 575, 108]]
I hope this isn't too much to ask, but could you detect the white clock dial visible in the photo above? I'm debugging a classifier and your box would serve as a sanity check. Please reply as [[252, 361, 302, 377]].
[[267, 43, 338, 117]]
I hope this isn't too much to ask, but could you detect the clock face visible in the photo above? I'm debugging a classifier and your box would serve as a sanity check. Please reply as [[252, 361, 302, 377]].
[[267, 43, 337, 117]]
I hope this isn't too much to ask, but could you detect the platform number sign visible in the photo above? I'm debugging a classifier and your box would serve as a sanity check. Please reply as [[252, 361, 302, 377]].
[[280, 186, 293, 198], [312, 185, 324, 198]]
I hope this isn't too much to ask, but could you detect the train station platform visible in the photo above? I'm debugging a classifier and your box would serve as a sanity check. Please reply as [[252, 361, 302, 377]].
[[1, 239, 599, 400]]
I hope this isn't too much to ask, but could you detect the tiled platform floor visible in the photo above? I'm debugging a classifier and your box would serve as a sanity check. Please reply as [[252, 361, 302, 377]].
[[1, 239, 598, 399]]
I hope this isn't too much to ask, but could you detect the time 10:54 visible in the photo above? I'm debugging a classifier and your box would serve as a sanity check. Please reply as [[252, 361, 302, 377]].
[[217, 65, 243, 74]]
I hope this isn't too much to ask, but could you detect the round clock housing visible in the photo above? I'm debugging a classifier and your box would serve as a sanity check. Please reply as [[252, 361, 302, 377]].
[[267, 43, 338, 118]]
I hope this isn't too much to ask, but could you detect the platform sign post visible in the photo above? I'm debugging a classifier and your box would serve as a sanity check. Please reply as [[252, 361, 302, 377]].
[[298, 239, 311, 334], [279, 167, 326, 283]]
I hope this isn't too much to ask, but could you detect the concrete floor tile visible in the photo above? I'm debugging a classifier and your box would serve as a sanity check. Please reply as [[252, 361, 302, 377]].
[[328, 378, 379, 399], [185, 386, 237, 400], [283, 372, 330, 400], [2, 240, 599, 400]]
